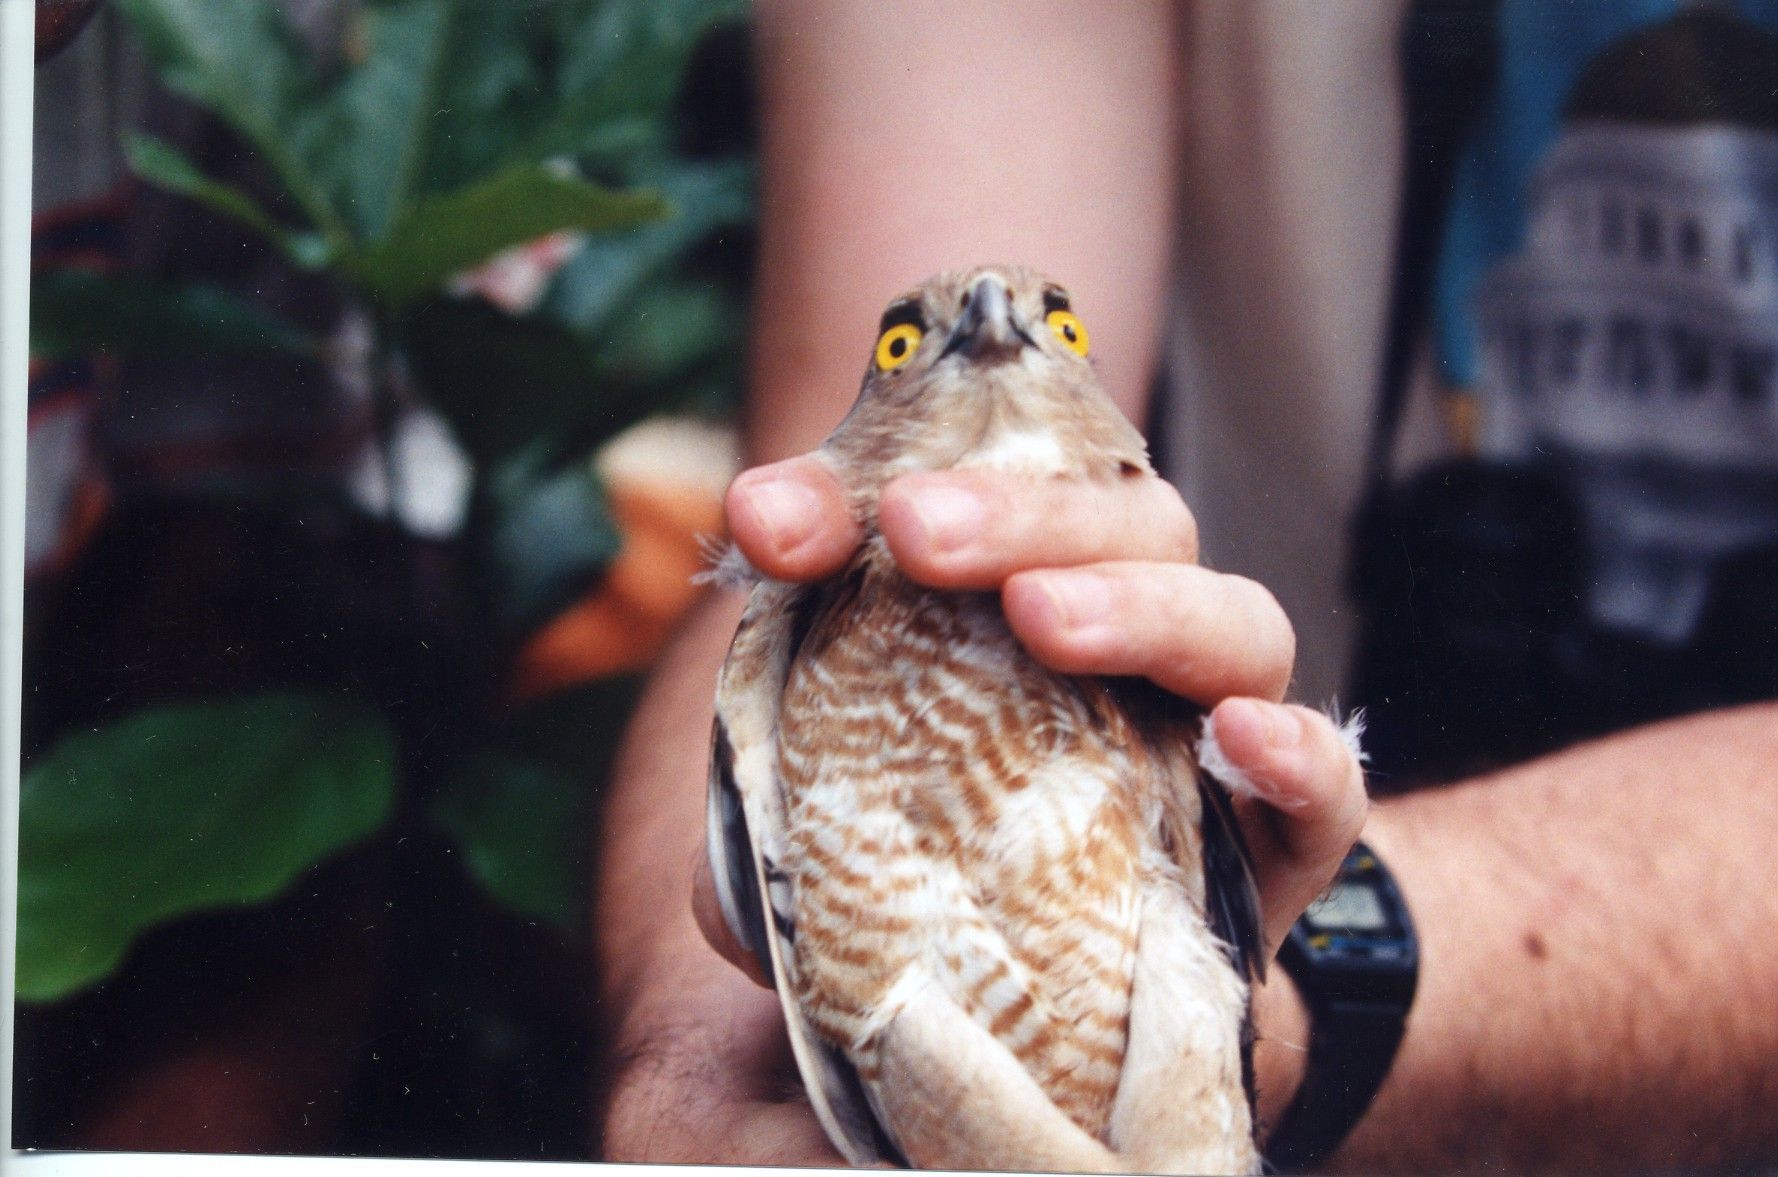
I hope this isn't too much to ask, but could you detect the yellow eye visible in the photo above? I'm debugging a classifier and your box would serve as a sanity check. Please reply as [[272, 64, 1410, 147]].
[[1046, 309, 1089, 356], [875, 322, 923, 370]]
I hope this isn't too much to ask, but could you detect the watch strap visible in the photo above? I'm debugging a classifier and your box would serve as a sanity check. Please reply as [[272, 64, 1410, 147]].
[[1263, 998, 1408, 1172], [1265, 840, 1417, 1172]]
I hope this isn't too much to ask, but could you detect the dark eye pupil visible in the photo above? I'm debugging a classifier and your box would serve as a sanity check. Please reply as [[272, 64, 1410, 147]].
[[889, 336, 908, 358], [1063, 323, 1077, 342]]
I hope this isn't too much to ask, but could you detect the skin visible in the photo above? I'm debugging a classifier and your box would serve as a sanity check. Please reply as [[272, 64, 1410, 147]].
[[595, 2, 1778, 1171]]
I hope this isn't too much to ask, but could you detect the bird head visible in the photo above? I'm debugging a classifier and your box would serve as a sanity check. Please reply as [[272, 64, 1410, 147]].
[[821, 265, 1150, 492]]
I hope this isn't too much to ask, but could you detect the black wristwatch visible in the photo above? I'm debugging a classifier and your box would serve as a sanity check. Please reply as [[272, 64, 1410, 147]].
[[1266, 841, 1418, 1173]]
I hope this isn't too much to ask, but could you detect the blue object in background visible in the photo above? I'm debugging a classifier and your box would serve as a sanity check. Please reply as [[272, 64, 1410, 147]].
[[1434, 0, 1778, 387]]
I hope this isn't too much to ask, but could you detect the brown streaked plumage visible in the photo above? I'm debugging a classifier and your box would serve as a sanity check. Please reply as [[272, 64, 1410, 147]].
[[707, 266, 1263, 1174]]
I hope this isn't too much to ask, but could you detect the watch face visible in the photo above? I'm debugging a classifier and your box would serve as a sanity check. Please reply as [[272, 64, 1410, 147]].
[[1283, 843, 1418, 1004], [1302, 880, 1396, 937]]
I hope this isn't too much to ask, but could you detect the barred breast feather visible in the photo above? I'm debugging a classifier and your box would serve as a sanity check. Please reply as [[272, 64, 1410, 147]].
[[708, 541, 1263, 1173]]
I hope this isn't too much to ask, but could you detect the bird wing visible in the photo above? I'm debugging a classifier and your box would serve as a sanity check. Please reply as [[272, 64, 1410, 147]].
[[862, 965, 1123, 1173], [1109, 679, 1265, 986], [1107, 876, 1262, 1174], [1196, 767, 1266, 986], [1195, 761, 1265, 1124], [705, 579, 901, 1166], [1103, 678, 1265, 1121]]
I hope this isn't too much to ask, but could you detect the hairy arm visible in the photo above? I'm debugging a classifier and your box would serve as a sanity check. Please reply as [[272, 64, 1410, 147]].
[[1329, 703, 1778, 1173]]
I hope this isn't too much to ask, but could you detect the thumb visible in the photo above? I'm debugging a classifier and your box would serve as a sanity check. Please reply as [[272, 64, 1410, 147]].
[[727, 455, 861, 582], [692, 851, 775, 990]]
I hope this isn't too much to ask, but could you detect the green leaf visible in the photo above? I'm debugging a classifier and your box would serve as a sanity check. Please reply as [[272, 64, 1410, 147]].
[[111, 0, 310, 141], [407, 5, 558, 196], [125, 136, 330, 268], [429, 678, 640, 933], [509, 0, 746, 166], [319, 0, 456, 241], [588, 275, 744, 395], [405, 279, 741, 469], [541, 158, 752, 339], [429, 754, 585, 932], [349, 165, 668, 310], [110, 0, 347, 245], [17, 693, 398, 1003], [401, 297, 611, 466], [29, 270, 320, 361], [480, 451, 622, 637]]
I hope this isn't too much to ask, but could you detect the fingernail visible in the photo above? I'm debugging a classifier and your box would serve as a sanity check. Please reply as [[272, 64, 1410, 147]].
[[905, 485, 987, 553], [737, 476, 821, 554], [1252, 703, 1313, 809], [1256, 701, 1304, 748], [1216, 697, 1269, 745], [1209, 701, 1311, 810], [1034, 572, 1112, 629]]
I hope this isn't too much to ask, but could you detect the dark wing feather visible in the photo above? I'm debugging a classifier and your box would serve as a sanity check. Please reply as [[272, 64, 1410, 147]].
[[704, 579, 901, 1167], [705, 717, 771, 980], [1106, 677, 1266, 984], [1197, 769, 1267, 1121], [1197, 771, 1266, 985]]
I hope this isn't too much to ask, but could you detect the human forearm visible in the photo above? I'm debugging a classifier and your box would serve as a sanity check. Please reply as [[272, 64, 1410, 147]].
[[750, 0, 1179, 457], [592, 593, 809, 1159], [593, 593, 742, 1030], [1297, 702, 1778, 1173]]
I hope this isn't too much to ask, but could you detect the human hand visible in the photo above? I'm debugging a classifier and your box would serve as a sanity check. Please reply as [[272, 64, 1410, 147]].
[[673, 454, 1367, 1161], [716, 454, 1368, 952], [600, 972, 852, 1166]]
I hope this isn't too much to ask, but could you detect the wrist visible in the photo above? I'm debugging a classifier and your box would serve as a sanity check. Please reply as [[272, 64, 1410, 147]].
[[1262, 837, 1420, 1171], [1252, 968, 1312, 1140], [608, 952, 782, 1066]]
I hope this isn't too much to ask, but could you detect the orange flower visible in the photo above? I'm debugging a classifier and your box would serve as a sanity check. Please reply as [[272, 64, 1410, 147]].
[[509, 418, 737, 703]]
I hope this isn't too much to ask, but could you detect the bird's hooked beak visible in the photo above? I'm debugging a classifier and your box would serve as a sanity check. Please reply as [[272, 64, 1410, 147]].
[[942, 274, 1036, 363]]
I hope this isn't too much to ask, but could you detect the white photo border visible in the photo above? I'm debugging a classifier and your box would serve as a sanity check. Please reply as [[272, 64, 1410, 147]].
[[3, 0, 37, 1162]]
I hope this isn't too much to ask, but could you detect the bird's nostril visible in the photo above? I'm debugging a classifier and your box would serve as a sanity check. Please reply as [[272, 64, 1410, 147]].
[[960, 290, 971, 309]]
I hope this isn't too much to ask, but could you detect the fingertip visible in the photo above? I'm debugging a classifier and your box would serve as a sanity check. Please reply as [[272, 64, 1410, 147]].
[[879, 473, 994, 586], [999, 566, 1051, 623], [1255, 703, 1369, 837], [1201, 698, 1306, 811], [726, 458, 859, 581], [1002, 572, 1063, 654], [1218, 703, 1371, 954], [1002, 571, 1119, 673], [1209, 697, 1281, 765], [1215, 698, 1365, 806]]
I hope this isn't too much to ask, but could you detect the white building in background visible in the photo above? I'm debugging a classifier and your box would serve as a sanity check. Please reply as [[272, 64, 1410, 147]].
[[1470, 20, 1778, 644]]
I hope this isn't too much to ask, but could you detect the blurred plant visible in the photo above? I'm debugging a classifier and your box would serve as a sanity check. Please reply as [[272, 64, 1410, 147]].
[[21, 0, 751, 1002]]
